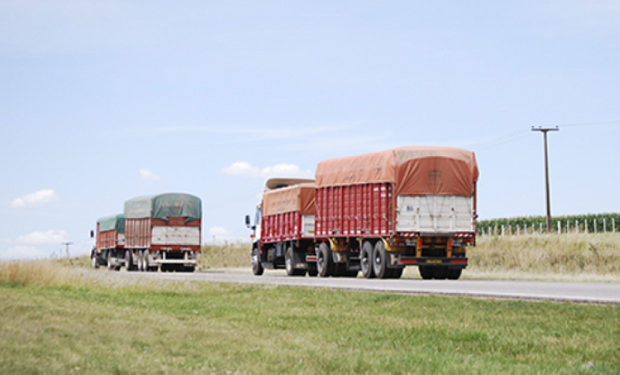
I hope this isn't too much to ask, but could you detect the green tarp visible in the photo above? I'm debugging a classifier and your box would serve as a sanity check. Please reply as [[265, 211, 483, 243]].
[[124, 193, 202, 222], [97, 214, 125, 233]]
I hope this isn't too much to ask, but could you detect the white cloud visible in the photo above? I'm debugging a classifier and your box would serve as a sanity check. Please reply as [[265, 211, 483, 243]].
[[11, 189, 59, 208], [222, 161, 313, 179], [2, 245, 46, 260], [140, 168, 162, 182], [17, 230, 68, 245]]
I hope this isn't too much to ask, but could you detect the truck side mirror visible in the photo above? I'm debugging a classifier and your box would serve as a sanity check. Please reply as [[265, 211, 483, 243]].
[[90, 230, 94, 238], [245, 215, 250, 227]]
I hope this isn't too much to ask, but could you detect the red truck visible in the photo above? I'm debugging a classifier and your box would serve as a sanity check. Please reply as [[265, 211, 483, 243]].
[[91, 214, 125, 270], [246, 178, 316, 276], [246, 146, 479, 280], [92, 193, 202, 273], [124, 193, 202, 272]]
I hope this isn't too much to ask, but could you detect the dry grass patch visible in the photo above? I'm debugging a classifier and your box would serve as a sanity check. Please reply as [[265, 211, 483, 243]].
[[470, 234, 620, 280]]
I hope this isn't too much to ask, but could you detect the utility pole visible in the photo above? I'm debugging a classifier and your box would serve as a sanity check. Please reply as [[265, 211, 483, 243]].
[[61, 242, 73, 258], [532, 126, 558, 233]]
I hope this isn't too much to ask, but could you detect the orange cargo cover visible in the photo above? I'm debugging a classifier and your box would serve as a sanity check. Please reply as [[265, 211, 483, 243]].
[[262, 183, 316, 216], [315, 146, 479, 196]]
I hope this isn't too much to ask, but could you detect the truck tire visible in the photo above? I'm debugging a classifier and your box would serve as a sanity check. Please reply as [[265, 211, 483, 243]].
[[125, 251, 135, 271], [107, 250, 115, 271], [419, 266, 433, 280], [91, 251, 99, 269], [372, 241, 389, 279], [316, 243, 333, 277], [360, 241, 375, 278], [251, 246, 264, 276], [137, 250, 144, 272], [434, 266, 448, 280], [285, 247, 305, 276], [388, 267, 404, 279], [447, 268, 462, 280]]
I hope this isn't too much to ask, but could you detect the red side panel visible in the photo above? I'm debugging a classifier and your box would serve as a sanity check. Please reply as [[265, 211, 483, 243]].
[[316, 182, 393, 239], [261, 211, 304, 244], [96, 229, 119, 250], [125, 218, 152, 249]]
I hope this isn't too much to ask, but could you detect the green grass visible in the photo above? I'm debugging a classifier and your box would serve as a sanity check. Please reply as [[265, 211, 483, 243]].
[[1, 272, 619, 374]]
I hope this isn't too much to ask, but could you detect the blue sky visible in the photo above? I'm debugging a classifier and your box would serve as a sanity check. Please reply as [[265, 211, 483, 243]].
[[2, 0, 619, 259]]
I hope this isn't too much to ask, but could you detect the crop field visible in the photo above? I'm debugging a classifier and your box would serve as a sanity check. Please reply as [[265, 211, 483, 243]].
[[1, 259, 620, 374]]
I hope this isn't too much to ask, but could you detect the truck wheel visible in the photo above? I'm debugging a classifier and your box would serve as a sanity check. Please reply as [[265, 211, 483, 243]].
[[125, 251, 134, 272], [137, 250, 144, 272], [316, 243, 333, 277], [434, 266, 448, 280], [251, 247, 264, 276], [372, 241, 389, 279], [419, 266, 433, 280], [388, 267, 404, 279], [447, 268, 462, 280], [285, 247, 304, 276], [360, 241, 375, 278], [107, 251, 115, 271], [91, 251, 99, 269]]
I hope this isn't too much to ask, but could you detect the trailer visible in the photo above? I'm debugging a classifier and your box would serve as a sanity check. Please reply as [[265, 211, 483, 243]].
[[312, 146, 479, 280], [123, 193, 202, 272], [246, 178, 316, 276], [91, 214, 125, 270]]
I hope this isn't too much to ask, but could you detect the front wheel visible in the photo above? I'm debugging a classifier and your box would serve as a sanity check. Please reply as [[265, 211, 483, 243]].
[[91, 251, 99, 269], [251, 247, 264, 276]]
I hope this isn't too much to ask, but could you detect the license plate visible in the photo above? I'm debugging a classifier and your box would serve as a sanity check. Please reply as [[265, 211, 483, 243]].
[[426, 259, 442, 264]]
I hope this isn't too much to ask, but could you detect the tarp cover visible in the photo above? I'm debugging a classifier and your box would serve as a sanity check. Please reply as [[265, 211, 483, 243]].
[[124, 193, 202, 221], [315, 146, 479, 196], [262, 183, 315, 216], [97, 214, 125, 233]]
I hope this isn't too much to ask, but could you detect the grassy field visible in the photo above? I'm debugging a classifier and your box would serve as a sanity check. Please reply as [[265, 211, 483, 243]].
[[1, 260, 620, 374]]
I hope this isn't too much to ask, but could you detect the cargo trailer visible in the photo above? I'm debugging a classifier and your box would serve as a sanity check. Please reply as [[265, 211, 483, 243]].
[[312, 146, 479, 280], [91, 214, 125, 270], [123, 193, 202, 272]]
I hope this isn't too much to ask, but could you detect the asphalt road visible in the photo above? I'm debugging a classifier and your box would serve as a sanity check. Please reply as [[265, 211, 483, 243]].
[[113, 270, 620, 304]]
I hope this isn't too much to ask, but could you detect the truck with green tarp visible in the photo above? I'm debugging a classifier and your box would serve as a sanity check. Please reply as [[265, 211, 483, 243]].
[[122, 193, 202, 272], [91, 214, 126, 270]]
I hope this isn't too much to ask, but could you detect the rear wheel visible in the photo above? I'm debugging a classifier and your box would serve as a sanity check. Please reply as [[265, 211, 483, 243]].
[[388, 267, 404, 279], [107, 251, 115, 271], [360, 241, 375, 279], [447, 268, 462, 280], [419, 266, 433, 280], [251, 246, 264, 276], [125, 251, 135, 271], [285, 247, 305, 276], [316, 243, 333, 277], [372, 241, 389, 279], [434, 266, 448, 280]]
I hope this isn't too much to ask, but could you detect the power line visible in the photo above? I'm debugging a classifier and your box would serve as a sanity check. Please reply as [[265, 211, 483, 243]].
[[548, 120, 620, 128]]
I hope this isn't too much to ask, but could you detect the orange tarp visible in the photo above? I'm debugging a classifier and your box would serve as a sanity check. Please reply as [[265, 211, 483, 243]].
[[315, 146, 479, 196], [262, 183, 316, 216]]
